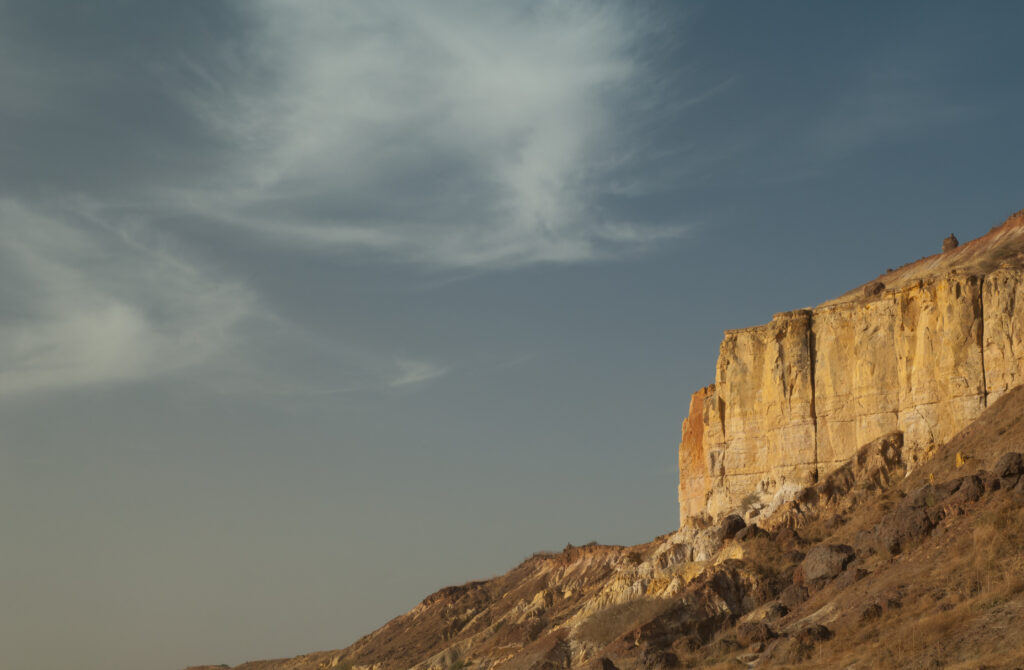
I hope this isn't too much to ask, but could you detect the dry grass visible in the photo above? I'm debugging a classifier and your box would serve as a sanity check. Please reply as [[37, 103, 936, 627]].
[[784, 492, 1024, 670], [575, 598, 675, 647]]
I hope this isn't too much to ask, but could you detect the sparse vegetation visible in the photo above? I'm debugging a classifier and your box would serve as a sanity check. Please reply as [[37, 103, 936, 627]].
[[576, 598, 675, 647]]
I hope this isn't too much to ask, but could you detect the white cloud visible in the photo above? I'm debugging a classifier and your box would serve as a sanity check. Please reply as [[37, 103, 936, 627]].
[[0, 3, 694, 396], [0, 198, 255, 396], [179, 0, 685, 269]]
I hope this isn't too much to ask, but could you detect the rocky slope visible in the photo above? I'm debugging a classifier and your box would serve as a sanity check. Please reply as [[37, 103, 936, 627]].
[[679, 210, 1024, 523], [190, 211, 1024, 670], [191, 384, 1024, 670]]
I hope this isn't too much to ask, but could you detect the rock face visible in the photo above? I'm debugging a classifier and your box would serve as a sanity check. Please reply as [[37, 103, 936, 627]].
[[680, 211, 1024, 524]]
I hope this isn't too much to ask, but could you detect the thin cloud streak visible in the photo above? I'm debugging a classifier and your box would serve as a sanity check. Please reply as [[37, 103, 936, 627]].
[[389, 358, 449, 388]]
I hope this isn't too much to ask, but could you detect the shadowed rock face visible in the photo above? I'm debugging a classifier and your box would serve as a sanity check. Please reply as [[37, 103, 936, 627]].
[[680, 211, 1024, 524]]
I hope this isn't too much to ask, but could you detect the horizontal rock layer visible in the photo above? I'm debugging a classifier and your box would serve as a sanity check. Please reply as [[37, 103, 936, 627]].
[[680, 212, 1024, 524]]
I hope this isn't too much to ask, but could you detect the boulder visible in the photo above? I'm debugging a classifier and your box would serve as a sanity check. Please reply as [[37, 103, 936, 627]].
[[980, 471, 1002, 492], [735, 621, 776, 647], [946, 475, 984, 505], [719, 514, 746, 540], [934, 477, 965, 499], [796, 624, 834, 644], [876, 506, 935, 555], [794, 544, 855, 586], [993, 452, 1024, 478]]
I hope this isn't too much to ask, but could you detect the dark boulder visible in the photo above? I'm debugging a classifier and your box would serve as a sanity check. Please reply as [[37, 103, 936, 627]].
[[796, 624, 834, 644], [980, 471, 1002, 493], [735, 621, 777, 647], [946, 475, 984, 505], [718, 514, 746, 540], [934, 477, 965, 499], [994, 452, 1024, 479]]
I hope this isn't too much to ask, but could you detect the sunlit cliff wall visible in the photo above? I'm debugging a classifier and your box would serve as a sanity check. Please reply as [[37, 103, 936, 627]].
[[680, 212, 1024, 525]]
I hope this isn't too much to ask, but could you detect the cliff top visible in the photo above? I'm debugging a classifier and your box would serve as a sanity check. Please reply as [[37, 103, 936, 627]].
[[821, 209, 1024, 307]]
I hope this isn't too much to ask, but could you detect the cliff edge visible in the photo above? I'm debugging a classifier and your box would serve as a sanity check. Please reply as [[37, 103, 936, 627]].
[[679, 209, 1024, 525]]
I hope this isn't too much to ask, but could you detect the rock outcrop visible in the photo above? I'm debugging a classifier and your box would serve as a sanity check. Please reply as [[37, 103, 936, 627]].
[[680, 211, 1024, 524]]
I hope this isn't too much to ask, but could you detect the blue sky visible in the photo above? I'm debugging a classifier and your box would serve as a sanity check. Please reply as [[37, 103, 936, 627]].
[[2, 2, 1023, 669]]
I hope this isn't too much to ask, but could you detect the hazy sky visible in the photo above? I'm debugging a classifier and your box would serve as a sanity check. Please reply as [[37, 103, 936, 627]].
[[3, 2, 1024, 669]]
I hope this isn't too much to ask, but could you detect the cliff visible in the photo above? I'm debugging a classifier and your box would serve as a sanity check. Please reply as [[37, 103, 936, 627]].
[[679, 210, 1024, 524], [188, 209, 1024, 670]]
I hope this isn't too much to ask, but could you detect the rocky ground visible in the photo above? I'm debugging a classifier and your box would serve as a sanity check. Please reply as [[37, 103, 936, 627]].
[[189, 385, 1024, 670]]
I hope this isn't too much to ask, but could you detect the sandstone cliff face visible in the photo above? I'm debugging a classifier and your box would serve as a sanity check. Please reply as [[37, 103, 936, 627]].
[[704, 310, 817, 521], [680, 212, 1024, 525], [678, 385, 712, 521]]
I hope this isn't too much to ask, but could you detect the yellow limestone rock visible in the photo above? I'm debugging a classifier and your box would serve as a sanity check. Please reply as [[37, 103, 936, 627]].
[[982, 268, 1024, 403], [680, 212, 1024, 525], [893, 274, 986, 463], [701, 310, 817, 519], [813, 297, 899, 470]]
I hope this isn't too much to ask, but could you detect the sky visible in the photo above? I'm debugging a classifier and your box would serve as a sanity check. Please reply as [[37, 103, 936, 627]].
[[2, 2, 1023, 669]]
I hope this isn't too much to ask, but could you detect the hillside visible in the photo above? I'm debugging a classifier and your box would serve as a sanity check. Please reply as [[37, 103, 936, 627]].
[[188, 212, 1024, 669], [189, 386, 1024, 669]]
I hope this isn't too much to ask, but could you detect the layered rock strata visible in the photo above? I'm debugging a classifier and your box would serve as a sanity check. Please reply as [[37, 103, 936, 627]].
[[680, 211, 1024, 525]]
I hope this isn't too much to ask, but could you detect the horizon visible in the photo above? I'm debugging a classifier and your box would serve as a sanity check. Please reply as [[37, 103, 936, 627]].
[[3, 2, 1024, 669]]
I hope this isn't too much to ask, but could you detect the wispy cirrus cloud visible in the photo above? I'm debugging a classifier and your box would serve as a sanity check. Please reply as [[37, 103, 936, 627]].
[[0, 2, 700, 396], [179, 0, 690, 268], [0, 198, 255, 396]]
